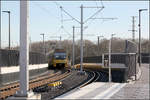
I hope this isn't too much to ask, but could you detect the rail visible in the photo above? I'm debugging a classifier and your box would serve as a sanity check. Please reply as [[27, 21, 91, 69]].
[[0, 70, 71, 99], [79, 70, 108, 88], [79, 71, 95, 88], [0, 71, 61, 92]]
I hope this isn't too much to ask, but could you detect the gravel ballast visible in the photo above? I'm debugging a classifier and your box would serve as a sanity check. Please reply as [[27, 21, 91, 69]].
[[41, 70, 89, 100]]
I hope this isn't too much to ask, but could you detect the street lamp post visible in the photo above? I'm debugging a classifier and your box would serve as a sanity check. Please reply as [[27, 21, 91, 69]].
[[40, 33, 46, 56], [72, 26, 75, 69], [109, 34, 115, 83], [0, 1, 1, 49], [138, 9, 147, 67], [97, 35, 103, 56], [80, 5, 84, 73], [2, 11, 11, 49], [72, 26, 86, 69]]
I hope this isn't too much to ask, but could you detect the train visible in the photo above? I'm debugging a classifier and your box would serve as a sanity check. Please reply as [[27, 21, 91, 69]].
[[48, 48, 69, 69]]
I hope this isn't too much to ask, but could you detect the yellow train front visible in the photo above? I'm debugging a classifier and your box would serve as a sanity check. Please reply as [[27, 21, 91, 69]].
[[48, 49, 68, 69]]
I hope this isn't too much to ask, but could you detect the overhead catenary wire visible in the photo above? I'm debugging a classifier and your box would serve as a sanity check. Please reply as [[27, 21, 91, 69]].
[[100, 0, 104, 7], [62, 27, 72, 37], [55, 1, 105, 38], [53, 26, 72, 38], [84, 6, 104, 23], [87, 0, 105, 24], [60, 7, 105, 37], [94, 0, 104, 9], [54, 2, 72, 37], [82, 13, 103, 32], [82, 1, 105, 31], [60, 6, 72, 37], [53, 27, 62, 35], [60, 6, 81, 24], [33, 2, 73, 38], [59, 3, 105, 41], [95, 0, 98, 8], [60, 5, 64, 37], [32, 2, 71, 42], [53, 1, 61, 9], [54, 2, 105, 44], [47, 2, 73, 40], [32, 2, 61, 21]]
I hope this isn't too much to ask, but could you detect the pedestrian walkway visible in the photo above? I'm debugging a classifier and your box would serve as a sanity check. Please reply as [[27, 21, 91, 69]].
[[56, 64, 149, 99], [111, 64, 149, 99], [55, 82, 126, 99]]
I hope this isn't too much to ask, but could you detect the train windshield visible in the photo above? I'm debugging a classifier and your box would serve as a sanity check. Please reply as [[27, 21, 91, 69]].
[[54, 53, 66, 59]]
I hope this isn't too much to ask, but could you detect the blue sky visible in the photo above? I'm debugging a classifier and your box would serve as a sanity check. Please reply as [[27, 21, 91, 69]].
[[1, 1, 149, 47]]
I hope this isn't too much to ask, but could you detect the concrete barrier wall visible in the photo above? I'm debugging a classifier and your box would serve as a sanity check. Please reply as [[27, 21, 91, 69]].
[[0, 49, 46, 67], [0, 64, 48, 74], [0, 64, 48, 87]]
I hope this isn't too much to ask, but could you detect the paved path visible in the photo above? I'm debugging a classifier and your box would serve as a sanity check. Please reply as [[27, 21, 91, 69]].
[[111, 64, 149, 99], [55, 64, 149, 99], [55, 82, 126, 99]]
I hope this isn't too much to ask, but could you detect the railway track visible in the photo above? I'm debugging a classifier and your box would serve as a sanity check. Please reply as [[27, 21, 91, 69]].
[[98, 70, 108, 82], [80, 70, 108, 88], [0, 69, 71, 99], [41, 69, 108, 99]]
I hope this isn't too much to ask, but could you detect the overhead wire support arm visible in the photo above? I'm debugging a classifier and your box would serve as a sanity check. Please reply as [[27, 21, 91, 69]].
[[84, 6, 104, 23], [60, 6, 81, 24], [61, 6, 63, 27], [62, 27, 72, 37], [83, 6, 104, 8], [63, 18, 74, 21], [90, 18, 118, 20]]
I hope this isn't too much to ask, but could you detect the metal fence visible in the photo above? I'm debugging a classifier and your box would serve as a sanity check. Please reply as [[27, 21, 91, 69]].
[[74, 53, 136, 82], [0, 49, 46, 67], [124, 40, 138, 79], [75, 53, 128, 64], [140, 53, 150, 63], [74, 40, 138, 81], [125, 53, 137, 79], [125, 40, 150, 64]]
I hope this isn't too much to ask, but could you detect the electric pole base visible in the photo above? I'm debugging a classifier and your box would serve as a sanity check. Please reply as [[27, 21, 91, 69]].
[[7, 91, 41, 100], [77, 70, 86, 75]]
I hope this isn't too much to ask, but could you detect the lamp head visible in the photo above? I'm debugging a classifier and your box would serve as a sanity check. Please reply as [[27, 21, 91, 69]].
[[98, 35, 104, 38], [111, 34, 115, 37], [139, 9, 148, 12], [2, 11, 10, 13]]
